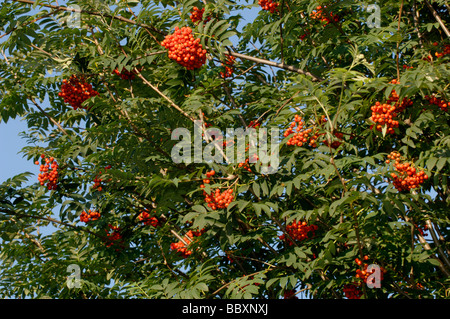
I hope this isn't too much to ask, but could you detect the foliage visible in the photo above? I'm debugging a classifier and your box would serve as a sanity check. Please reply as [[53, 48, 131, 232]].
[[0, 0, 449, 299]]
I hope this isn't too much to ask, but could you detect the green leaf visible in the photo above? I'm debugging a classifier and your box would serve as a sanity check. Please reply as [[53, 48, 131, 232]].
[[436, 157, 446, 172], [192, 205, 207, 213]]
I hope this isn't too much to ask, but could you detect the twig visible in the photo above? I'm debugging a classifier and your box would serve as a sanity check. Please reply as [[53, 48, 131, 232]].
[[134, 71, 195, 122], [30, 98, 69, 136], [413, 0, 424, 48], [396, 0, 404, 81], [226, 50, 324, 82], [424, 0, 450, 38], [425, 219, 450, 270], [1, 208, 105, 240], [11, 0, 165, 35]]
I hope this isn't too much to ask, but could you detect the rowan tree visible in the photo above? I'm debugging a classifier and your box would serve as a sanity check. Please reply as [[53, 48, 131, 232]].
[[0, 0, 449, 299]]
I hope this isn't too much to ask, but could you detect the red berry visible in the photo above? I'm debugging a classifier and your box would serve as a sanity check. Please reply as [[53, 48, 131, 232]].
[[161, 27, 207, 70], [279, 220, 318, 245], [59, 75, 99, 110]]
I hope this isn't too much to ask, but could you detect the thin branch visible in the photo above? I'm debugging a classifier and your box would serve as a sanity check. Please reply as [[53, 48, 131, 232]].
[[396, 0, 404, 81], [425, 219, 450, 270], [404, 215, 450, 277], [424, 0, 450, 38], [1, 208, 105, 240], [226, 50, 324, 82], [134, 71, 196, 122], [30, 98, 69, 136], [0, 8, 62, 39], [413, 0, 424, 48], [11, 0, 165, 36]]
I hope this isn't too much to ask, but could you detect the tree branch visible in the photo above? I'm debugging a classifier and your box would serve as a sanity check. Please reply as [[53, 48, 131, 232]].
[[11, 0, 165, 36], [30, 97, 69, 136], [424, 0, 450, 38], [1, 208, 105, 240]]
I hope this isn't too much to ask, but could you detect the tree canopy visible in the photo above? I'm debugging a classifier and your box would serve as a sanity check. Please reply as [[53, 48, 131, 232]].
[[0, 0, 449, 299]]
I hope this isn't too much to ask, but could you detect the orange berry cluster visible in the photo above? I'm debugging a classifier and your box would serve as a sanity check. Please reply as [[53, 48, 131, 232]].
[[310, 6, 339, 25], [279, 220, 318, 246], [238, 153, 258, 172], [200, 170, 234, 210], [343, 284, 363, 299], [161, 26, 207, 70], [386, 79, 413, 113], [370, 102, 399, 135], [189, 7, 211, 24], [92, 165, 111, 192], [284, 115, 318, 147], [258, 0, 279, 13], [80, 209, 100, 223], [58, 75, 99, 110], [323, 131, 344, 149], [386, 151, 428, 192], [204, 188, 234, 210], [35, 154, 59, 190], [369, 80, 411, 134], [220, 55, 236, 78], [248, 120, 261, 129], [170, 229, 205, 258], [435, 44, 450, 58], [414, 223, 428, 237], [138, 209, 160, 227], [112, 68, 135, 80], [105, 224, 124, 248], [425, 95, 448, 112], [354, 256, 385, 285]]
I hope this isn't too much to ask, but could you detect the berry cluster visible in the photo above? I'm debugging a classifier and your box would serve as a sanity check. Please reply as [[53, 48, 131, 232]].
[[354, 256, 385, 285], [105, 224, 124, 249], [170, 229, 205, 258], [310, 6, 339, 25], [435, 44, 450, 59], [204, 188, 234, 210], [343, 284, 363, 299], [92, 165, 111, 192], [386, 151, 428, 191], [323, 131, 344, 149], [58, 75, 99, 110], [200, 170, 234, 210], [386, 79, 413, 113], [370, 102, 399, 135], [35, 154, 59, 190], [279, 220, 318, 246], [284, 115, 318, 147], [283, 290, 298, 299], [248, 120, 261, 129], [369, 80, 411, 135], [258, 0, 280, 14], [138, 209, 160, 227], [80, 209, 100, 223], [189, 7, 211, 24], [161, 26, 207, 70], [415, 223, 428, 237], [238, 153, 258, 172], [425, 95, 448, 112], [112, 68, 135, 80], [220, 55, 236, 78]]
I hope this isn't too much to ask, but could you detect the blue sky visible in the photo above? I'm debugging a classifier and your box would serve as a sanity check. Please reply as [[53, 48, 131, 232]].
[[0, 117, 37, 184]]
